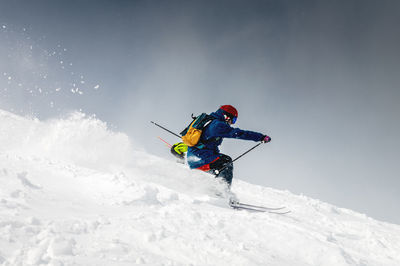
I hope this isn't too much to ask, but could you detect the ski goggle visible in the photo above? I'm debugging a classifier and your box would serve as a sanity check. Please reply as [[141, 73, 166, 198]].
[[224, 112, 237, 124], [225, 115, 237, 124]]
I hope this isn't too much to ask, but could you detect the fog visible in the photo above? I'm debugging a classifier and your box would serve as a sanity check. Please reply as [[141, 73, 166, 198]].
[[1, 0, 399, 223]]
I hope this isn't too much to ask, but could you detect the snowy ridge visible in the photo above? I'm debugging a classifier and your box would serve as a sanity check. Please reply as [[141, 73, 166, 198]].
[[0, 109, 399, 266]]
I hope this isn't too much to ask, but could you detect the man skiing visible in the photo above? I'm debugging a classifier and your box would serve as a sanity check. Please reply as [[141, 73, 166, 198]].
[[173, 105, 271, 187]]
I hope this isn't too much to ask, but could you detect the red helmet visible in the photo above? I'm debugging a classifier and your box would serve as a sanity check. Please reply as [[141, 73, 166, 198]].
[[220, 105, 238, 124], [220, 105, 238, 117]]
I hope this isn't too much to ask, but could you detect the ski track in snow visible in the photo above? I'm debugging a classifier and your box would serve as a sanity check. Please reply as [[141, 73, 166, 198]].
[[0, 109, 399, 266]]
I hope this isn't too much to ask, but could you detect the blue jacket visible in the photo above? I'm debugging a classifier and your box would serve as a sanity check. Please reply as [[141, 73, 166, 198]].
[[187, 109, 264, 169]]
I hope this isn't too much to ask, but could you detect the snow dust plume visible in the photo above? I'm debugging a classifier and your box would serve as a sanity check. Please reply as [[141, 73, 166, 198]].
[[0, 109, 133, 172]]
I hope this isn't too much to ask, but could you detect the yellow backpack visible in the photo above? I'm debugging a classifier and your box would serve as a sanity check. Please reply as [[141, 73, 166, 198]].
[[180, 113, 214, 148]]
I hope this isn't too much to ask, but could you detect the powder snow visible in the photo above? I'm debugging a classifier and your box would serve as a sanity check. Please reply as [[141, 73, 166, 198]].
[[0, 109, 399, 266]]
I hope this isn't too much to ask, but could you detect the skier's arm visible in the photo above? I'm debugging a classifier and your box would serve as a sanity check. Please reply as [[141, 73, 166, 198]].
[[212, 121, 265, 142]]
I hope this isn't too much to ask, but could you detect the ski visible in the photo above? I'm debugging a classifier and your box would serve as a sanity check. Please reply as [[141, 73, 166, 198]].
[[231, 205, 291, 215], [230, 201, 286, 211], [229, 200, 290, 214], [230, 204, 291, 214]]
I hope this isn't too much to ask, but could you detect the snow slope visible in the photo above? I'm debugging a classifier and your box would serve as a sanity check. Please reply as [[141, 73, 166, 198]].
[[0, 109, 399, 266]]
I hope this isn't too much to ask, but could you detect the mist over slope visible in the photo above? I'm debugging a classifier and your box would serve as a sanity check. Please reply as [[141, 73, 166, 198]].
[[0, 109, 399, 266]]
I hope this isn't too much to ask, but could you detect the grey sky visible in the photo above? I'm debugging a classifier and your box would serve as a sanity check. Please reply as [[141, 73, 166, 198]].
[[1, 0, 399, 224]]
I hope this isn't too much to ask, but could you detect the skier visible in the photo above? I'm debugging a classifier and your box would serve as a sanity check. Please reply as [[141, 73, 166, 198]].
[[173, 105, 271, 187]]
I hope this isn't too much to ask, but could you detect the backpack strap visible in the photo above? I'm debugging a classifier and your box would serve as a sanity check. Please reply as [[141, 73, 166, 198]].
[[193, 114, 215, 149]]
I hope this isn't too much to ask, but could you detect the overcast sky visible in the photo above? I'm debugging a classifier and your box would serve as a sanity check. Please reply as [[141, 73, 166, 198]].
[[1, 0, 399, 224]]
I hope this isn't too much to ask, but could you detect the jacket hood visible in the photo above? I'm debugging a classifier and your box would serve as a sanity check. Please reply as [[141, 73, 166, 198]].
[[210, 109, 226, 122]]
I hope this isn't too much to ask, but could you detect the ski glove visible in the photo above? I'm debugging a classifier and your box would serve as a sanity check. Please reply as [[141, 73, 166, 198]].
[[261, 135, 271, 143], [170, 142, 188, 159]]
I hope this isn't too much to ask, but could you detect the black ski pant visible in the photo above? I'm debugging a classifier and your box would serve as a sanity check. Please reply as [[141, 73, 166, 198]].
[[208, 154, 233, 186]]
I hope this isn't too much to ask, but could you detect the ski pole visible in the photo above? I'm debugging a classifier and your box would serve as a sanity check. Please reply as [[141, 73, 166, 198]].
[[158, 136, 173, 148], [150, 121, 181, 139], [215, 142, 262, 176], [232, 142, 262, 163]]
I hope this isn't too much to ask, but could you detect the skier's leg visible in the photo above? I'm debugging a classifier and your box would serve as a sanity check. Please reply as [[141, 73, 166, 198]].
[[209, 154, 233, 186], [170, 142, 187, 164]]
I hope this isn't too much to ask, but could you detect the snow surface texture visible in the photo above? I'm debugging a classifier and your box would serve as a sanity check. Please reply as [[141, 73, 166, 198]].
[[0, 109, 399, 266]]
